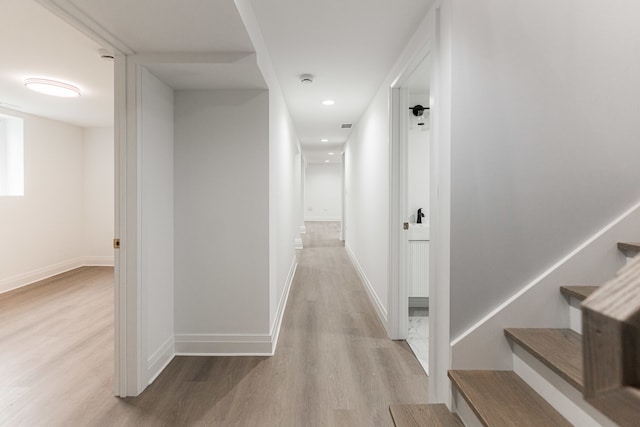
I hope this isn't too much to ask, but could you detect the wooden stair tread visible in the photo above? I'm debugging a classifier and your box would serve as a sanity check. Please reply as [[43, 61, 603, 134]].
[[504, 328, 583, 391], [448, 370, 572, 427], [560, 285, 598, 301], [617, 241, 640, 256], [389, 404, 464, 427]]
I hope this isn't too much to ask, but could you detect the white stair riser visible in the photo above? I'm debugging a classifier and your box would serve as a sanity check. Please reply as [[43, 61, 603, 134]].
[[452, 388, 483, 427], [512, 345, 616, 427], [568, 298, 582, 334]]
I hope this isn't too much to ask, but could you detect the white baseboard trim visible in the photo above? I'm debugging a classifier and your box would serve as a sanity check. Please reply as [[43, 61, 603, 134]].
[[451, 199, 640, 370], [147, 335, 175, 385], [299, 225, 306, 234], [82, 256, 115, 266], [304, 217, 341, 222], [175, 257, 298, 357], [175, 334, 273, 355], [345, 243, 388, 332], [0, 257, 84, 295], [270, 257, 297, 354]]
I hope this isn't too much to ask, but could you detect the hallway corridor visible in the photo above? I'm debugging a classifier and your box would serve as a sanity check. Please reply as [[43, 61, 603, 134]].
[[1, 222, 427, 426]]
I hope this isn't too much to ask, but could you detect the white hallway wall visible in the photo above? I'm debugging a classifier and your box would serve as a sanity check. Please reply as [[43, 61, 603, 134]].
[[448, 0, 640, 340], [305, 163, 342, 221], [0, 108, 113, 293], [235, 0, 304, 347], [344, 86, 391, 324]]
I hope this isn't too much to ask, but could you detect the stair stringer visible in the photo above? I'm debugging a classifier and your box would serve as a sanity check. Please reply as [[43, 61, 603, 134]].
[[451, 200, 640, 371]]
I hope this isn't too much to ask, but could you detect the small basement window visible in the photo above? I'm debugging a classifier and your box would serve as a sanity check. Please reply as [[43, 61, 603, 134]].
[[0, 113, 24, 196]]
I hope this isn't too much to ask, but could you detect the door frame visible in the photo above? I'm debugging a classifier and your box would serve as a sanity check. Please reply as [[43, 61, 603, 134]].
[[389, 48, 432, 341], [388, 2, 452, 405]]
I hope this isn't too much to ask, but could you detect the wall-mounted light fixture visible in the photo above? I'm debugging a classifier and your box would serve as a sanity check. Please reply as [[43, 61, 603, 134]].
[[410, 104, 429, 126]]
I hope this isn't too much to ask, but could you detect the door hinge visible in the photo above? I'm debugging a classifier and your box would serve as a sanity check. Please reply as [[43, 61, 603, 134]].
[[113, 238, 121, 249], [403, 222, 409, 230]]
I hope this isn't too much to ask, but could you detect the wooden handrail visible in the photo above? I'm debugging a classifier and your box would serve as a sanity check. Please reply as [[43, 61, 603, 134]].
[[582, 255, 640, 426]]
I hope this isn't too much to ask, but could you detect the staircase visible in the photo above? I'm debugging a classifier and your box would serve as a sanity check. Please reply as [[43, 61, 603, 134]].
[[391, 242, 640, 426]]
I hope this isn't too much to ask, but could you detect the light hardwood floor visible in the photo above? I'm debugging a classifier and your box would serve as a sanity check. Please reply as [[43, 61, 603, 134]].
[[1, 222, 428, 426]]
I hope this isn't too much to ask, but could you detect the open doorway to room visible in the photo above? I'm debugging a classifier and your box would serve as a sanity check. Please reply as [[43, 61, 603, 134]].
[[0, 0, 116, 418], [404, 55, 431, 374], [389, 52, 433, 376]]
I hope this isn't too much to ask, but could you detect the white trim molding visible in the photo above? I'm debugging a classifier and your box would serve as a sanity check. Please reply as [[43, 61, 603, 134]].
[[345, 243, 389, 332], [82, 256, 115, 266], [303, 217, 341, 222], [176, 258, 298, 357], [175, 334, 274, 355], [1, 257, 84, 294], [147, 336, 175, 385], [270, 257, 297, 353]]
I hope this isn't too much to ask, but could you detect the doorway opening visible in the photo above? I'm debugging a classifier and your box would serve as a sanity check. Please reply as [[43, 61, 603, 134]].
[[404, 54, 431, 375]]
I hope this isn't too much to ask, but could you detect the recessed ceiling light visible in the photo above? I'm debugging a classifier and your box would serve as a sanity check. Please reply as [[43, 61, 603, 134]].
[[321, 138, 328, 142], [25, 78, 81, 98], [322, 99, 335, 106], [328, 152, 334, 155], [325, 160, 330, 163]]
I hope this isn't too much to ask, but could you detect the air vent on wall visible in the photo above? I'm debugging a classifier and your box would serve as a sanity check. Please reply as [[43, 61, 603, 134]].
[[341, 123, 352, 129]]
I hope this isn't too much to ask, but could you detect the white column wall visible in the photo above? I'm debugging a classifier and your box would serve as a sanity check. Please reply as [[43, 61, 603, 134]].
[[449, 0, 640, 337], [139, 68, 175, 376], [174, 89, 270, 338]]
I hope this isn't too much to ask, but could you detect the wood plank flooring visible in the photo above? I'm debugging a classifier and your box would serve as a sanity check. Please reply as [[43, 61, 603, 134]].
[[389, 404, 464, 427], [1, 221, 428, 426]]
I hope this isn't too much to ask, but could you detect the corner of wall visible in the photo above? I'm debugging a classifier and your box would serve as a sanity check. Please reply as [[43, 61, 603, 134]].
[[146, 336, 175, 386]]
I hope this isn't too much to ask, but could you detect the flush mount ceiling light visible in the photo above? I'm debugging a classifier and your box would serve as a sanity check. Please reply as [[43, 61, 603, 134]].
[[325, 160, 330, 163], [322, 99, 335, 106], [25, 78, 81, 98], [328, 152, 335, 155], [321, 138, 329, 142]]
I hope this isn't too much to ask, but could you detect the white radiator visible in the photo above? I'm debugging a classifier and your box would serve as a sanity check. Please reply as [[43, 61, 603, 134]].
[[409, 241, 429, 297]]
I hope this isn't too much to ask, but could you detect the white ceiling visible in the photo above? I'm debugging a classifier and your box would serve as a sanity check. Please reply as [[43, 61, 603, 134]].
[[3, 0, 434, 162], [250, 0, 434, 163], [0, 0, 113, 127]]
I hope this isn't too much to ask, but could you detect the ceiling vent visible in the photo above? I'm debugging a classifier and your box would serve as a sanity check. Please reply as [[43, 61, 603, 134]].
[[341, 123, 352, 129]]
